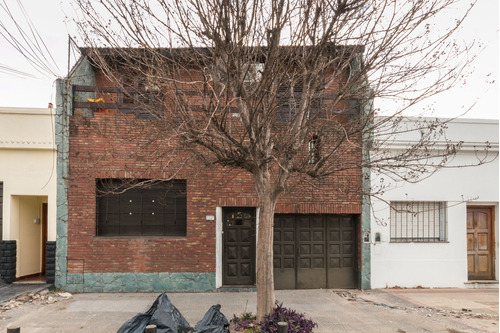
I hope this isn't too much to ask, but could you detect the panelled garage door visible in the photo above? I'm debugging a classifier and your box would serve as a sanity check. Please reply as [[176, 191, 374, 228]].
[[273, 214, 358, 289]]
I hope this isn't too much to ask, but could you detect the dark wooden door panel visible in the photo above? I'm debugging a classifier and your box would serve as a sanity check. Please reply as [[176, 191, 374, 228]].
[[297, 215, 327, 289], [273, 215, 296, 289], [274, 214, 357, 290], [223, 208, 256, 285], [327, 215, 357, 288], [467, 207, 494, 280]]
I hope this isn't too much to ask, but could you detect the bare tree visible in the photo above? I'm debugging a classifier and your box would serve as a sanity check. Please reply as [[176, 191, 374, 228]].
[[70, 0, 479, 319]]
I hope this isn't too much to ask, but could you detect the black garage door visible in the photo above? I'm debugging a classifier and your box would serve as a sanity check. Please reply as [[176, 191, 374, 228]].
[[273, 214, 358, 289]]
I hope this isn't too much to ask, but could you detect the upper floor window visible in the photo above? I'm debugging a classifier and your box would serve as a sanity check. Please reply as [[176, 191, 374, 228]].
[[122, 76, 164, 107], [96, 179, 186, 237], [390, 201, 447, 243], [309, 134, 321, 164], [276, 75, 322, 122]]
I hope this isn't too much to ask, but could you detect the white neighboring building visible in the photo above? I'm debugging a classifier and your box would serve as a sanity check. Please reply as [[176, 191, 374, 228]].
[[370, 118, 499, 288], [0, 107, 57, 282]]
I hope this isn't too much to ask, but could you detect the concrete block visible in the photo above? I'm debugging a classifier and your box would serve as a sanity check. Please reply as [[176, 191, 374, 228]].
[[136, 273, 156, 292], [67, 273, 84, 284]]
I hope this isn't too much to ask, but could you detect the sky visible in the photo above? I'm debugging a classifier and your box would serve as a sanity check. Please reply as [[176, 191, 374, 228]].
[[0, 0, 498, 119]]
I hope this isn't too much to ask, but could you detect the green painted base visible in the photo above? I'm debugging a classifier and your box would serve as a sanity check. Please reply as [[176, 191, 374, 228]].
[[56, 272, 215, 293]]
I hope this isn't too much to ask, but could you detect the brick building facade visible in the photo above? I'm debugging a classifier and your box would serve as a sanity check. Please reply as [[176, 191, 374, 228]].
[[55, 49, 369, 292]]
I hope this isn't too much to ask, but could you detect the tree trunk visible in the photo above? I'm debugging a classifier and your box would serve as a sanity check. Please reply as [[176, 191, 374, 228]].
[[254, 170, 278, 321]]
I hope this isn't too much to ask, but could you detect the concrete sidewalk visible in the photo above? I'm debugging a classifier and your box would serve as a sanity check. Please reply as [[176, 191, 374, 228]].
[[0, 283, 51, 304], [0, 288, 497, 332], [381, 288, 499, 316]]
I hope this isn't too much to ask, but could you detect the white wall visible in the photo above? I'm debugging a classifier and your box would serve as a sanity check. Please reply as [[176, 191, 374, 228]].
[[0, 107, 56, 278], [0, 107, 57, 242], [370, 118, 499, 288]]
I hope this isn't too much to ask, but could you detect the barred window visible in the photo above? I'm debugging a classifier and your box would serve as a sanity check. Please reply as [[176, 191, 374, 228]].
[[96, 179, 186, 237], [308, 134, 321, 164], [390, 201, 447, 242], [276, 75, 322, 122]]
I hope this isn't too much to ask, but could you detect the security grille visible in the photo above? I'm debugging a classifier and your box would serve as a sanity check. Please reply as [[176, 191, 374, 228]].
[[390, 201, 447, 242]]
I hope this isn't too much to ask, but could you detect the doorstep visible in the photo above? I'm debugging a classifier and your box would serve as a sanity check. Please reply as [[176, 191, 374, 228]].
[[464, 280, 499, 289], [217, 285, 256, 292]]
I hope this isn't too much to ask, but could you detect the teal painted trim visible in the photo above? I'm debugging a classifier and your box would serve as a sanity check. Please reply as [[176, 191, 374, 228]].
[[61, 272, 216, 293], [360, 94, 373, 291], [360, 184, 371, 290], [55, 78, 69, 289], [55, 58, 97, 290], [347, 53, 372, 290]]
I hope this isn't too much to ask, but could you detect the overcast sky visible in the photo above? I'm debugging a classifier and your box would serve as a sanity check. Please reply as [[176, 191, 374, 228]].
[[0, 0, 497, 119]]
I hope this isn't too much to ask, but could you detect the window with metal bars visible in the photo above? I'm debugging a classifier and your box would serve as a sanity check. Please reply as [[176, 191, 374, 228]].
[[390, 201, 447, 243], [96, 179, 186, 237], [308, 134, 321, 164], [276, 75, 322, 122]]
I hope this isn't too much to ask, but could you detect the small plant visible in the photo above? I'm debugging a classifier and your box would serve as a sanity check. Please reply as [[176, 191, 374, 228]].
[[260, 302, 317, 333], [231, 302, 317, 333], [232, 312, 260, 332]]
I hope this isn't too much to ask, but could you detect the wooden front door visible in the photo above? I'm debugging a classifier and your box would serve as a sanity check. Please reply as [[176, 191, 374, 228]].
[[467, 207, 495, 280], [223, 208, 256, 285]]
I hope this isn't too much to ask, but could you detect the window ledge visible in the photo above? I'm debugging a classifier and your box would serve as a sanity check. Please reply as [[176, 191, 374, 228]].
[[92, 235, 187, 240], [389, 241, 450, 244]]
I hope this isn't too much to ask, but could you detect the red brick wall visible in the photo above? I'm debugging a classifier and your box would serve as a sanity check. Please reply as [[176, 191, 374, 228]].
[[67, 69, 362, 274]]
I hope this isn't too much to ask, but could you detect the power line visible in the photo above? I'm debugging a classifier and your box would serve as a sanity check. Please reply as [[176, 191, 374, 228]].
[[0, 62, 38, 78], [0, 0, 62, 79]]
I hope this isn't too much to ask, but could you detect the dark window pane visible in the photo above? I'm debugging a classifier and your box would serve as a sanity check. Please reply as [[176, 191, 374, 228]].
[[120, 225, 143, 236], [98, 225, 120, 236], [102, 213, 120, 225], [96, 179, 187, 237], [143, 213, 165, 225], [142, 225, 165, 236]]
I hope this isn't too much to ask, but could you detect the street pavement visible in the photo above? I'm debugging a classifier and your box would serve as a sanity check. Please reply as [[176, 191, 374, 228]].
[[0, 286, 497, 332]]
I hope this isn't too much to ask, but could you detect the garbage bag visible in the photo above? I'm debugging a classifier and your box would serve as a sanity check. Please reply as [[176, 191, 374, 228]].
[[117, 293, 160, 333], [194, 304, 229, 333], [117, 292, 192, 333], [148, 293, 191, 333], [117, 313, 152, 333]]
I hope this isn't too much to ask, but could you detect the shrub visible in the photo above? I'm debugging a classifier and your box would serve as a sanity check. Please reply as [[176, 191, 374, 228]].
[[231, 312, 259, 332], [231, 302, 317, 333]]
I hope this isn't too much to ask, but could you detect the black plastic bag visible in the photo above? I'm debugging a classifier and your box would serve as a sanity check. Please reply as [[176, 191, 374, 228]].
[[194, 304, 229, 333], [117, 293, 229, 333], [148, 293, 191, 333], [117, 292, 192, 333], [117, 293, 160, 333], [117, 313, 152, 333]]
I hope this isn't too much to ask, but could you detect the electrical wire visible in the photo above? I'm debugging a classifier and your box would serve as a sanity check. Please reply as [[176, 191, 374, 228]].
[[0, 62, 38, 78], [0, 0, 62, 79]]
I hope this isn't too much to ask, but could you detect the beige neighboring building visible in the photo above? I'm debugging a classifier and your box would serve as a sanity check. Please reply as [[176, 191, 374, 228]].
[[0, 107, 57, 283]]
